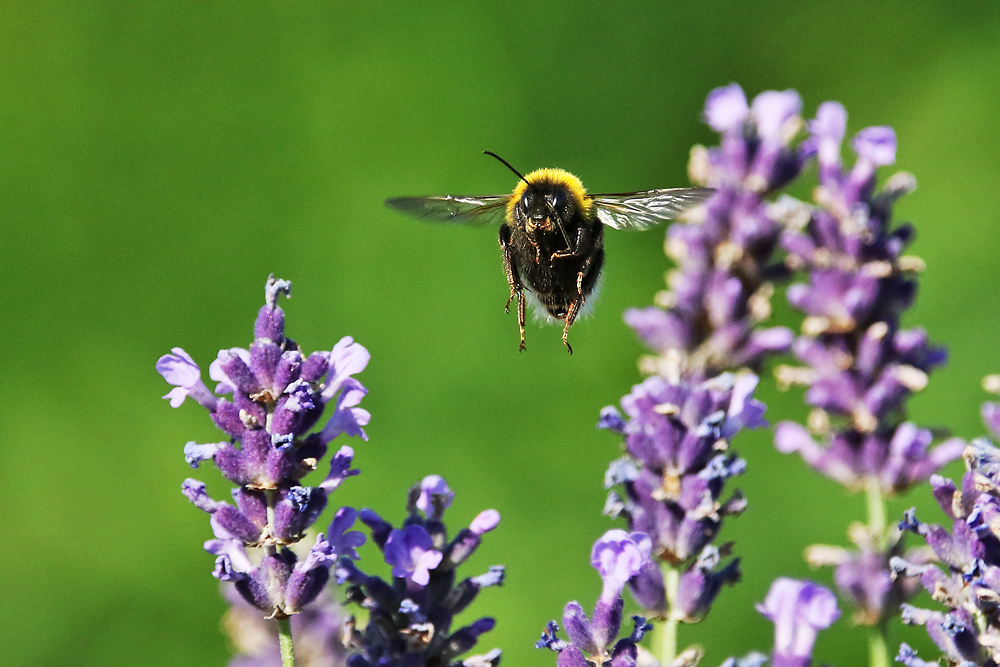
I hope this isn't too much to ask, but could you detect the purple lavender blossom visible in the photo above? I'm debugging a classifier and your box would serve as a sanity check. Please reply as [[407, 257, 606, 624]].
[[627, 83, 802, 381], [158, 276, 370, 618], [336, 476, 503, 667], [384, 525, 444, 586], [537, 530, 653, 667], [599, 371, 763, 621], [158, 347, 219, 410], [755, 578, 840, 667], [802, 529, 928, 630], [893, 437, 1000, 666], [776, 100, 960, 492], [772, 100, 963, 640]]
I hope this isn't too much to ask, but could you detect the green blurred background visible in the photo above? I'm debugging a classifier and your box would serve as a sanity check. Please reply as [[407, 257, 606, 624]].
[[3, 1, 999, 665]]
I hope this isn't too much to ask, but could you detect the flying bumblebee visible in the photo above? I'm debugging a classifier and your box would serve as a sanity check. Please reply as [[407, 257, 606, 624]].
[[386, 152, 714, 354]]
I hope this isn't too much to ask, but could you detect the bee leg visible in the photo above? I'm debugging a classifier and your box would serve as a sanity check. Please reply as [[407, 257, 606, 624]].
[[550, 227, 588, 262], [499, 224, 527, 352], [560, 290, 582, 355], [527, 236, 542, 265], [516, 290, 526, 351], [560, 256, 595, 355], [561, 323, 574, 355]]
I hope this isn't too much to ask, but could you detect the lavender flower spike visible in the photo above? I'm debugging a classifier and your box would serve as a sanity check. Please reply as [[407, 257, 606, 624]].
[[599, 371, 760, 622], [538, 531, 653, 667], [160, 276, 370, 619], [774, 98, 962, 650], [629, 84, 803, 381], [777, 103, 958, 495]]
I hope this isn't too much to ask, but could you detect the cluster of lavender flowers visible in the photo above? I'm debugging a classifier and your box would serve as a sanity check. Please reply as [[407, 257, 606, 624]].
[[159, 277, 502, 667], [336, 475, 503, 667], [597, 372, 765, 625], [626, 83, 805, 381], [891, 387, 1000, 666], [540, 85, 827, 667], [158, 276, 371, 620], [771, 99, 964, 641], [541, 82, 974, 667]]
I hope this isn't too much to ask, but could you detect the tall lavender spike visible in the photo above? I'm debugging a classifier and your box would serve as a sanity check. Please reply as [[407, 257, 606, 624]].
[[772, 102, 964, 646], [336, 476, 504, 667], [593, 85, 813, 667], [159, 276, 370, 624], [776, 102, 961, 494], [627, 83, 800, 381]]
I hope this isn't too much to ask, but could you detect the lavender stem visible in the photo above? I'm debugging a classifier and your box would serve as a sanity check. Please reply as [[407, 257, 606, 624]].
[[656, 563, 680, 666], [865, 478, 887, 551], [865, 478, 889, 667], [277, 616, 295, 667], [868, 626, 888, 667]]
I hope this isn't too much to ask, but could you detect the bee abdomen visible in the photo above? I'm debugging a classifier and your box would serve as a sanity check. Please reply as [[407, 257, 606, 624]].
[[531, 292, 576, 321]]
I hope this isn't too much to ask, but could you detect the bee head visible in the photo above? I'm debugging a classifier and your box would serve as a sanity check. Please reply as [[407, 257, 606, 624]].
[[508, 168, 590, 230], [519, 181, 571, 221]]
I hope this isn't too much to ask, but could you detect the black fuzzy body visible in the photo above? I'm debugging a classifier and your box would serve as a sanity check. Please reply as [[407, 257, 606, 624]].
[[499, 175, 604, 352]]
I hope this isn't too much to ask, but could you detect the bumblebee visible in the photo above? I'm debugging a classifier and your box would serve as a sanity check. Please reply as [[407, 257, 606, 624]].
[[386, 152, 714, 354]]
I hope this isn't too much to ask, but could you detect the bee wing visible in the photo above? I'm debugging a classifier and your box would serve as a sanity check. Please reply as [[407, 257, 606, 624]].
[[385, 194, 511, 226], [590, 187, 715, 230]]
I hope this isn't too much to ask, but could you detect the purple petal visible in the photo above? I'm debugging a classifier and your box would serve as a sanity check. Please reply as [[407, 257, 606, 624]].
[[757, 578, 839, 662], [182, 478, 227, 513], [384, 525, 443, 586], [319, 445, 359, 493], [321, 336, 371, 402], [417, 474, 455, 517], [470, 509, 501, 535], [704, 83, 749, 133], [591, 530, 652, 604], [327, 507, 366, 560], [183, 441, 223, 468], [319, 378, 370, 442], [853, 126, 896, 167], [157, 348, 218, 410], [751, 90, 802, 141]]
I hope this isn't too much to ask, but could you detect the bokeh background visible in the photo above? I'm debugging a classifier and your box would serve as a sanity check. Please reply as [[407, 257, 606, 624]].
[[3, 2, 999, 665]]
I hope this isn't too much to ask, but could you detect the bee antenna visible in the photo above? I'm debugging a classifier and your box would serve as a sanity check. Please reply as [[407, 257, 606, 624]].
[[483, 151, 528, 184]]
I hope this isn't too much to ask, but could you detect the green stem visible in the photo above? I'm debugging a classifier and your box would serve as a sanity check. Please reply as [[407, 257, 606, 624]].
[[277, 616, 296, 667], [865, 477, 889, 667], [865, 477, 887, 550], [867, 624, 889, 667], [653, 563, 680, 667]]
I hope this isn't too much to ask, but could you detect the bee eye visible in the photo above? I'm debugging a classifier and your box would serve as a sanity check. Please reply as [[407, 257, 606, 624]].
[[546, 191, 568, 211]]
